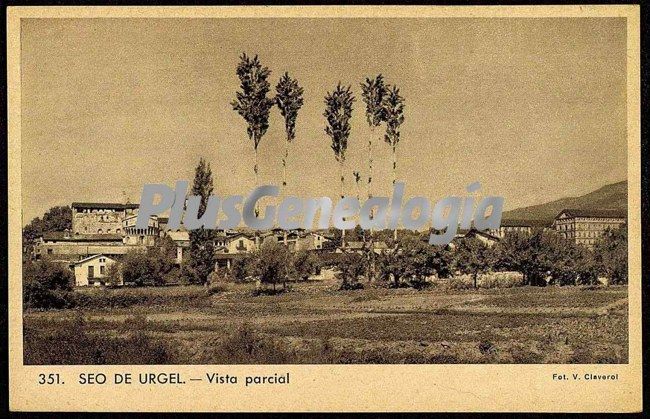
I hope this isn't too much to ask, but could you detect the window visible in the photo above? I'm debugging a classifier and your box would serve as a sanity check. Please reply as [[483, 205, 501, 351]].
[[47, 249, 53, 255], [88, 265, 94, 278], [100, 265, 105, 275]]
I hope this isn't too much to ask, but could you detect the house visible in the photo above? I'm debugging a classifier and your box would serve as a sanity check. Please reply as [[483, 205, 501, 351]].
[[222, 232, 257, 254], [489, 219, 534, 238], [552, 208, 626, 248], [465, 229, 500, 247], [296, 232, 331, 251], [448, 229, 500, 250], [73, 254, 119, 287]]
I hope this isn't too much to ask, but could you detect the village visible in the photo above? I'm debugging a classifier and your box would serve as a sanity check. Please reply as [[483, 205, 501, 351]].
[[28, 198, 627, 288]]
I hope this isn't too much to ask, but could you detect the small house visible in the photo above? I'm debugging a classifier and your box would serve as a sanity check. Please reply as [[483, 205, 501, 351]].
[[73, 254, 119, 287]]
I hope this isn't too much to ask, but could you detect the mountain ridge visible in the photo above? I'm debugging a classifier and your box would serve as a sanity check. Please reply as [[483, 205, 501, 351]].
[[502, 180, 627, 223]]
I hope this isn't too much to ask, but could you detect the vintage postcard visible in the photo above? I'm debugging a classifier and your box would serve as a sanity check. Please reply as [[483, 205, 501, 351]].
[[7, 5, 642, 413]]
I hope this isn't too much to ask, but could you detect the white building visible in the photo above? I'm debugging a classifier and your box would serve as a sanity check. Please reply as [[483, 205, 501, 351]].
[[73, 254, 119, 287]]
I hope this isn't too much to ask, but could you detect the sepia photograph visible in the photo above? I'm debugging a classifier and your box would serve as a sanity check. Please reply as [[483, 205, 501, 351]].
[[7, 4, 642, 413], [19, 15, 631, 366]]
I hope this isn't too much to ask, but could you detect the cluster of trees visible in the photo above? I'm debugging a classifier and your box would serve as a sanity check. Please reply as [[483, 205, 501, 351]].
[[333, 226, 628, 290], [213, 240, 320, 291], [118, 236, 178, 286], [22, 206, 72, 257]]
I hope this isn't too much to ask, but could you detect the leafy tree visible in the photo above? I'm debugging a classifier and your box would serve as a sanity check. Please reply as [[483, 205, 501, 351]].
[[293, 249, 319, 281], [324, 83, 355, 246], [377, 235, 450, 288], [275, 72, 304, 189], [104, 262, 122, 287], [231, 53, 275, 204], [382, 85, 405, 240], [452, 237, 493, 288], [23, 259, 73, 291], [492, 230, 598, 286], [336, 252, 365, 289], [230, 254, 253, 282], [23, 206, 73, 257], [250, 240, 293, 291], [23, 259, 74, 309], [121, 250, 153, 286], [593, 225, 628, 284], [186, 158, 217, 285]]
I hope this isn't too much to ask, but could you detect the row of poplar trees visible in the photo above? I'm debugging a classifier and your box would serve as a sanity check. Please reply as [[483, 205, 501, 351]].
[[230, 53, 406, 242]]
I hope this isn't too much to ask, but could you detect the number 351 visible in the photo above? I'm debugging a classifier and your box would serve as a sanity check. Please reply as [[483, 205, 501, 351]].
[[38, 373, 62, 385]]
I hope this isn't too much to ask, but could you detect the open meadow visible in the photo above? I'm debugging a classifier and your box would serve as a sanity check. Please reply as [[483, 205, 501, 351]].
[[23, 277, 628, 365]]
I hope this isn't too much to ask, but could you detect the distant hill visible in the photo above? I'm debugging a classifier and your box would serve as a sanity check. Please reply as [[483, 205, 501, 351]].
[[502, 180, 627, 224]]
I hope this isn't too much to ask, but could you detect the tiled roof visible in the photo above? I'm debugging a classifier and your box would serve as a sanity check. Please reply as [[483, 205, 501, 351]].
[[557, 208, 627, 219], [73, 254, 114, 265], [42, 232, 123, 242], [72, 202, 139, 210]]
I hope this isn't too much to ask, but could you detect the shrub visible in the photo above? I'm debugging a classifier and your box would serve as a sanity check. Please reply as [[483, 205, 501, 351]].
[[23, 259, 75, 309], [24, 313, 173, 364], [207, 323, 294, 364], [339, 281, 364, 291], [206, 282, 229, 295], [479, 272, 524, 289], [448, 276, 474, 290]]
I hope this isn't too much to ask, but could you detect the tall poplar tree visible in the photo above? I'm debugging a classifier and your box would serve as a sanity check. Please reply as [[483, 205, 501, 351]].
[[324, 83, 355, 246], [360, 75, 388, 206], [187, 158, 217, 285], [383, 85, 405, 240], [231, 53, 274, 215], [275, 72, 304, 190]]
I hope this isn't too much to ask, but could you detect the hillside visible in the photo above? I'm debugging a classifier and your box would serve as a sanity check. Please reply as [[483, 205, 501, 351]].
[[502, 180, 627, 223]]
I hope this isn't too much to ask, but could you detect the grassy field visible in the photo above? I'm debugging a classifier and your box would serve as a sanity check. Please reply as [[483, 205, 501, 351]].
[[23, 278, 628, 364]]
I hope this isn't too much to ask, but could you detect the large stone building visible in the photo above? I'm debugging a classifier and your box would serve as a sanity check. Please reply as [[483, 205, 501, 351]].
[[71, 202, 139, 235], [553, 208, 626, 247], [34, 202, 156, 264]]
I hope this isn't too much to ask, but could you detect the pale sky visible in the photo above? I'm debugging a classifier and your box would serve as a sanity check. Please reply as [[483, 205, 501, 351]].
[[21, 17, 627, 223]]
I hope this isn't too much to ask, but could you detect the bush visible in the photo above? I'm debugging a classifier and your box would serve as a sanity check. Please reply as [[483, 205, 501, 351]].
[[479, 272, 524, 289], [339, 281, 364, 291], [206, 282, 229, 295], [447, 276, 474, 290], [23, 260, 75, 309], [207, 323, 294, 364]]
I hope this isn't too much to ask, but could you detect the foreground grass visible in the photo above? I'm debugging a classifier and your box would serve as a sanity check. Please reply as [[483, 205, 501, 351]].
[[24, 281, 628, 364]]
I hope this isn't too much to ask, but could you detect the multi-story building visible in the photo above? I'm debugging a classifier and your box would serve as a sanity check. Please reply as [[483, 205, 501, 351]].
[[553, 208, 626, 247], [489, 219, 534, 238], [71, 202, 139, 235]]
